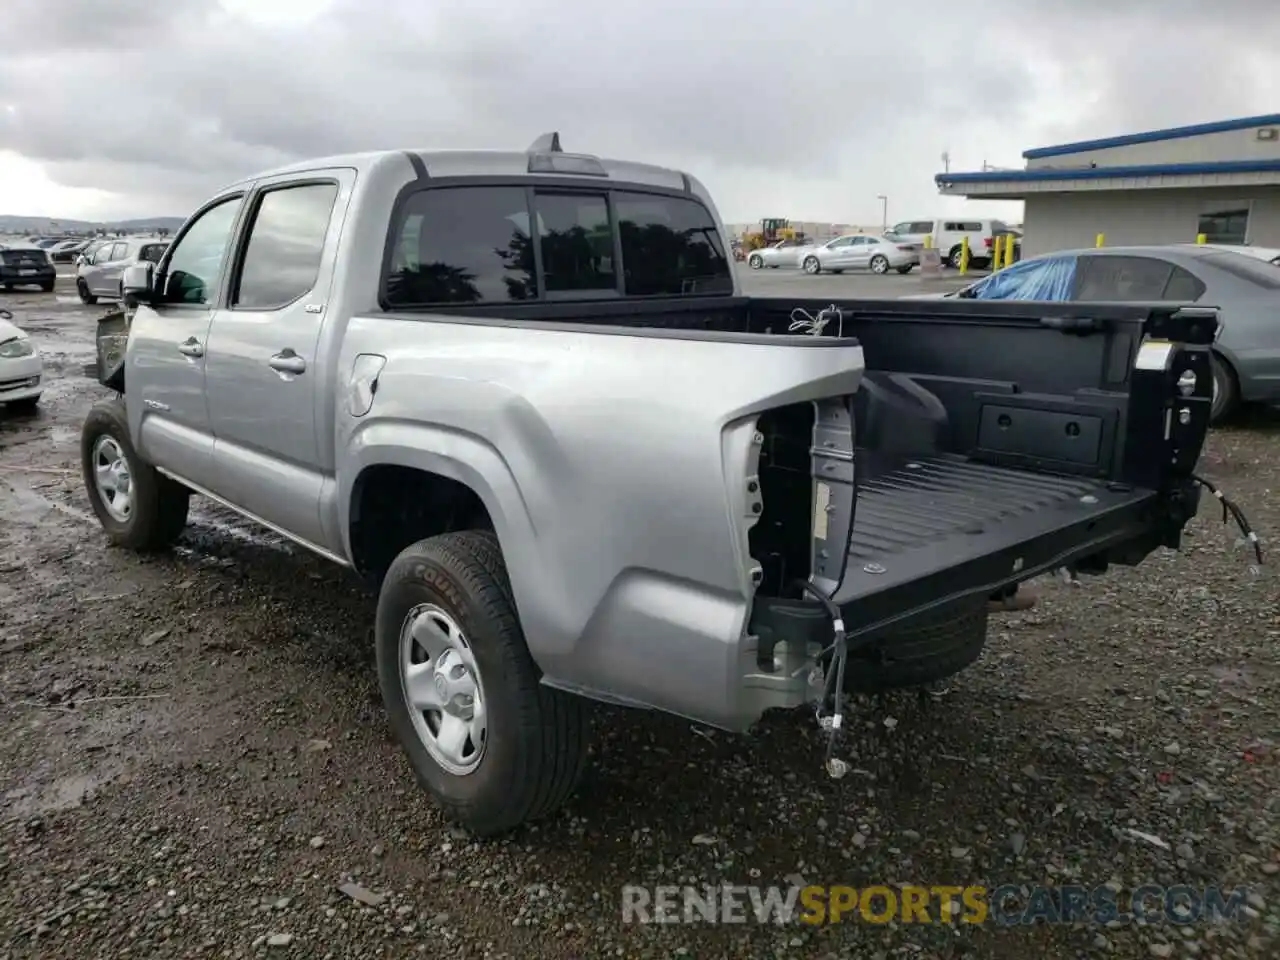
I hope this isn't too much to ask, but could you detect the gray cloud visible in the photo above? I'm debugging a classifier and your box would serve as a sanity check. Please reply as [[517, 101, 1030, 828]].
[[0, 0, 1277, 220]]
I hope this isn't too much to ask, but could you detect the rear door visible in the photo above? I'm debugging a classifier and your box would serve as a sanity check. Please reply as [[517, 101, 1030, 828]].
[[201, 170, 352, 551]]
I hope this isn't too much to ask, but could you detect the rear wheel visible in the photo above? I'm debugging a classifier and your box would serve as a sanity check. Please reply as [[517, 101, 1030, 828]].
[[748, 254, 764, 269], [802, 256, 821, 275], [81, 397, 189, 550], [842, 601, 988, 694], [6, 396, 40, 413], [947, 245, 965, 269], [896, 264, 914, 275], [376, 530, 589, 836], [869, 254, 890, 275], [1210, 352, 1239, 425], [40, 280, 54, 293]]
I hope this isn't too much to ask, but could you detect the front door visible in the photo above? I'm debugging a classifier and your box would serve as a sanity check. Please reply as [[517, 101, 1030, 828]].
[[126, 193, 247, 482], [202, 172, 351, 550]]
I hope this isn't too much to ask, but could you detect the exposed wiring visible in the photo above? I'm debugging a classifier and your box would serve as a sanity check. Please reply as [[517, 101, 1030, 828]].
[[789, 304, 845, 338], [1189, 472, 1264, 566], [795, 578, 849, 778]]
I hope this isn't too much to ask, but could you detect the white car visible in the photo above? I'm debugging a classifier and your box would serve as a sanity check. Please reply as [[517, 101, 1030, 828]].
[[745, 238, 817, 269], [889, 218, 1014, 269], [0, 310, 42, 412], [799, 234, 919, 275]]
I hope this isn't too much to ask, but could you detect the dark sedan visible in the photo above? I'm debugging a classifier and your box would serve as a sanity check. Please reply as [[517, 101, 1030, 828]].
[[0, 244, 57, 293], [909, 244, 1280, 423]]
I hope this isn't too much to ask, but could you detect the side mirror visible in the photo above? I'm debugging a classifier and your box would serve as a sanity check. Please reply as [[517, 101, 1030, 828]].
[[122, 262, 155, 308]]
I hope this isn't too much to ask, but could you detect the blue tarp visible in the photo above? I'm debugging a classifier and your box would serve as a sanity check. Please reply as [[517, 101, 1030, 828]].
[[971, 255, 1077, 301]]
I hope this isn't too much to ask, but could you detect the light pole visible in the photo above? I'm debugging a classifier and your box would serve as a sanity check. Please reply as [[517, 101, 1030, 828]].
[[876, 195, 888, 233]]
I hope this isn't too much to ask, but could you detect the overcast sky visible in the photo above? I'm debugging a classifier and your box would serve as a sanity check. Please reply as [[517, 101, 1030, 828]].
[[1, 0, 1277, 226]]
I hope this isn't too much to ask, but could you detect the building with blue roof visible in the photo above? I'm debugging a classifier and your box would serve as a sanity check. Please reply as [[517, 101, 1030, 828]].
[[934, 113, 1280, 258]]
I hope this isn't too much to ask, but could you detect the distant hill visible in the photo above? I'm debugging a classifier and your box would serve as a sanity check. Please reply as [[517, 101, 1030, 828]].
[[0, 214, 187, 236]]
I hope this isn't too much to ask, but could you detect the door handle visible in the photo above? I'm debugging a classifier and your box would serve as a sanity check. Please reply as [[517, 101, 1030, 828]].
[[178, 338, 204, 358], [269, 350, 306, 375]]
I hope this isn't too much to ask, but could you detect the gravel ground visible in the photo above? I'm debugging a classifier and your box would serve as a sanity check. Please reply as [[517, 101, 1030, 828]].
[[1, 284, 1278, 959]]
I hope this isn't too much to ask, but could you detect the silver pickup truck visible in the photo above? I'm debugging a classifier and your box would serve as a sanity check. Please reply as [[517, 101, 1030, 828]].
[[82, 134, 1222, 836]]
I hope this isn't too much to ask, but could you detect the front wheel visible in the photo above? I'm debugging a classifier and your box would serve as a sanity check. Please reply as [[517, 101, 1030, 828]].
[[77, 280, 98, 305], [802, 256, 821, 275], [869, 254, 890, 275], [375, 530, 589, 836], [81, 398, 189, 550], [40, 281, 55, 293]]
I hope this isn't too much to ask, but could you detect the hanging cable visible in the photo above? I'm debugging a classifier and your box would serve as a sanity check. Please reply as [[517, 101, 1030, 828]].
[[1189, 472, 1263, 566]]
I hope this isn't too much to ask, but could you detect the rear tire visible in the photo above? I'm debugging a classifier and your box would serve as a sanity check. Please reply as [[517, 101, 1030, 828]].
[[748, 254, 763, 269], [869, 254, 890, 275], [40, 281, 55, 293], [803, 256, 821, 275], [375, 530, 589, 837], [842, 601, 988, 694], [81, 397, 189, 551], [1210, 352, 1239, 425], [947, 246, 965, 269], [896, 264, 914, 275], [6, 395, 40, 413]]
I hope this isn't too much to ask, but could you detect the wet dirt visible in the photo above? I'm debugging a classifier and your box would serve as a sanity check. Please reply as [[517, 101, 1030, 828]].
[[1, 282, 1278, 959]]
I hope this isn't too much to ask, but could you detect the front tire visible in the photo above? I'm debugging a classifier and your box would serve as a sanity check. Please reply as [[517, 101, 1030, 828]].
[[77, 280, 98, 305], [802, 256, 821, 275], [81, 397, 189, 551], [375, 530, 589, 837], [869, 254, 890, 275], [40, 281, 55, 293], [6, 395, 40, 413]]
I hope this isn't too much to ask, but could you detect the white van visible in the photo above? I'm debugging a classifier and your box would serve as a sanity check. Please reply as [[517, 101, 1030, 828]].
[[888, 218, 1015, 269]]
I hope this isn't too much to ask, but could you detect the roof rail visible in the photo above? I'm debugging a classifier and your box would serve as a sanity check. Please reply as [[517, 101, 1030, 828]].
[[527, 132, 562, 153]]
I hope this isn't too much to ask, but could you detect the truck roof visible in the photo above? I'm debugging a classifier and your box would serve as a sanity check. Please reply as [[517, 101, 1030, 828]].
[[222, 146, 701, 198]]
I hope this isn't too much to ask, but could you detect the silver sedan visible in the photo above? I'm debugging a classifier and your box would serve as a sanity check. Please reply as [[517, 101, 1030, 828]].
[[800, 234, 919, 275], [745, 238, 817, 269]]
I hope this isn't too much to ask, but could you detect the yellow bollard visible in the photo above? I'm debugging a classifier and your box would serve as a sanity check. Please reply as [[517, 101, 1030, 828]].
[[1196, 233, 1207, 245], [959, 236, 970, 275], [923, 234, 933, 250], [1095, 233, 1105, 248], [991, 235, 1003, 273], [1003, 234, 1015, 269]]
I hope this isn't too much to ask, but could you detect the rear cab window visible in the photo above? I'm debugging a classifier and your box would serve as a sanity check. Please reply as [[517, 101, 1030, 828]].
[[383, 184, 733, 307]]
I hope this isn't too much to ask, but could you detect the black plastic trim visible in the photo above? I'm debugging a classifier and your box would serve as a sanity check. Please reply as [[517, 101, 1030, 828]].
[[402, 151, 428, 179]]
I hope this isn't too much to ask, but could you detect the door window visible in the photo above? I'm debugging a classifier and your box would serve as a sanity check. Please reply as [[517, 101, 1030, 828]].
[[1075, 256, 1174, 301], [162, 196, 244, 305], [232, 182, 339, 310], [108, 242, 129, 261], [1162, 265, 1207, 301]]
